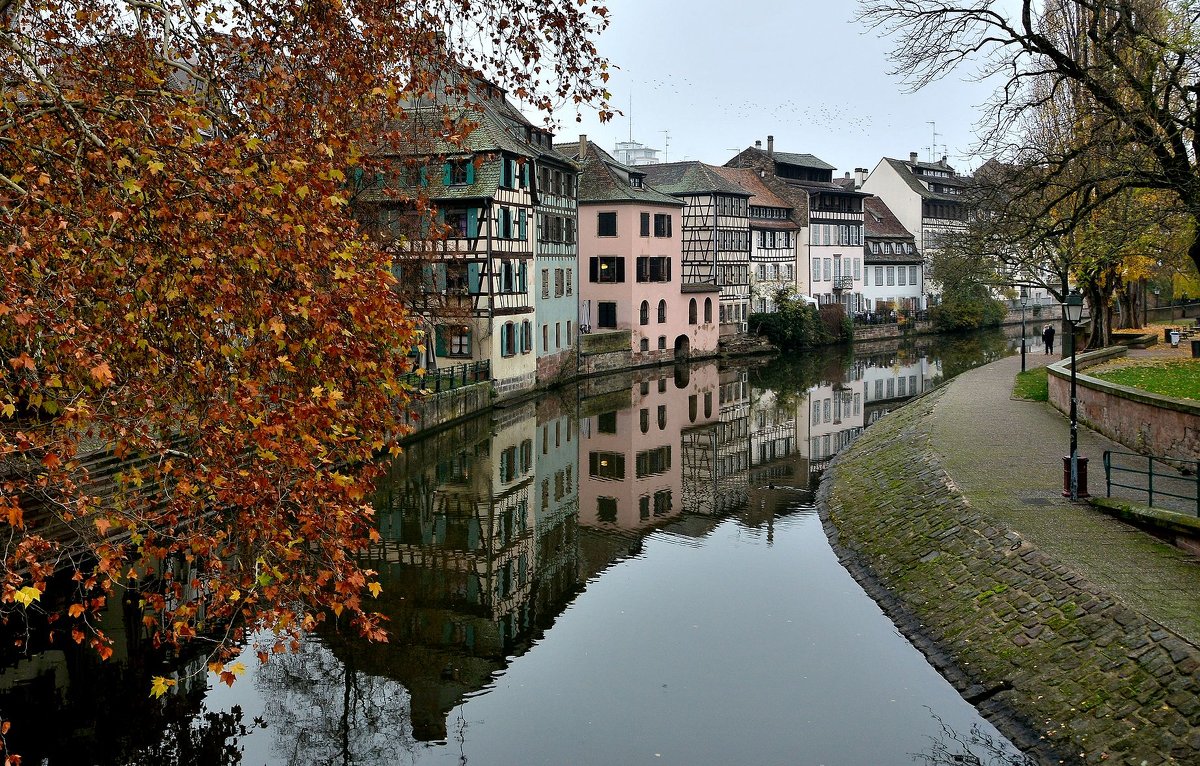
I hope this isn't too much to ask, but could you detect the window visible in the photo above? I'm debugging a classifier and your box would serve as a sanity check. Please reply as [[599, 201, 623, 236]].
[[446, 160, 471, 186], [542, 324, 548, 352], [704, 297, 712, 323], [597, 497, 618, 523], [909, 266, 918, 285], [785, 264, 794, 280], [640, 212, 650, 237], [823, 258, 832, 281], [521, 320, 532, 353], [886, 267, 895, 286], [875, 266, 884, 285], [598, 301, 617, 328], [640, 408, 649, 433], [500, 321, 516, 357], [565, 218, 576, 244], [500, 158, 516, 188], [590, 256, 625, 283], [555, 322, 561, 349], [541, 268, 550, 299], [598, 211, 617, 237], [640, 495, 650, 520], [636, 256, 671, 283], [658, 335, 666, 350], [897, 267, 906, 286], [639, 300, 649, 325], [640, 337, 649, 351], [689, 298, 697, 324], [657, 300, 667, 323], [871, 242, 879, 254], [654, 214, 672, 237], [589, 451, 625, 480], [449, 327, 470, 356], [853, 258, 861, 280], [653, 490, 672, 516], [635, 446, 672, 478], [812, 258, 821, 281], [597, 412, 617, 433], [554, 268, 564, 297]]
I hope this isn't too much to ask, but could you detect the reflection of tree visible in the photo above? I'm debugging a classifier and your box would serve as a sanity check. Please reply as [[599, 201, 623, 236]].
[[912, 710, 1036, 766], [129, 704, 263, 766], [256, 639, 422, 766]]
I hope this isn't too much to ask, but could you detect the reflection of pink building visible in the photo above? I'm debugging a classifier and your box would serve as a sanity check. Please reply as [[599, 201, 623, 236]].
[[563, 137, 719, 364], [578, 363, 720, 531]]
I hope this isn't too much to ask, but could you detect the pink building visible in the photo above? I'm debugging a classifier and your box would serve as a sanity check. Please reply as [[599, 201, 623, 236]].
[[562, 137, 719, 364]]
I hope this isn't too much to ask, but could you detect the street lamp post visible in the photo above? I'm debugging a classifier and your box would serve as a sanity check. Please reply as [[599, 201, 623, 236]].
[[1064, 290, 1085, 500], [1020, 290, 1028, 373]]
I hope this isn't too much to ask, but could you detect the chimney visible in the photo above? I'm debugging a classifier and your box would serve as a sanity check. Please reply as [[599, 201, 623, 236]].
[[855, 167, 868, 188], [940, 155, 948, 167], [844, 171, 850, 179], [767, 135, 774, 157], [579, 134, 587, 160], [909, 151, 919, 165], [755, 140, 762, 149]]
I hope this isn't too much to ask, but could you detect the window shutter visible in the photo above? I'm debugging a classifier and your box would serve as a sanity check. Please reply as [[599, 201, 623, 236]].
[[616, 257, 625, 282], [467, 262, 481, 294], [420, 263, 434, 289], [434, 326, 447, 357], [519, 261, 528, 293], [666, 259, 672, 281], [521, 163, 530, 188], [589, 257, 598, 282], [435, 263, 447, 292], [442, 163, 452, 186], [466, 208, 478, 238], [518, 209, 527, 241], [640, 213, 650, 237], [465, 161, 475, 185]]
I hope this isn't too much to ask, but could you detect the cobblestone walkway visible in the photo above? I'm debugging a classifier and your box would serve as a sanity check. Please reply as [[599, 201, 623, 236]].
[[821, 351, 1200, 765]]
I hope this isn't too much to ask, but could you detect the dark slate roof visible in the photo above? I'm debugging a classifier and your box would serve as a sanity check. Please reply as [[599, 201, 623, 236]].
[[772, 151, 835, 171], [564, 141, 682, 206], [710, 167, 792, 210], [865, 248, 923, 265], [639, 162, 751, 197], [864, 196, 914, 239], [880, 157, 972, 202]]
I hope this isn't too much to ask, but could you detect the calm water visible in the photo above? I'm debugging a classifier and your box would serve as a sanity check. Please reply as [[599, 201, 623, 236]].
[[1, 331, 1032, 765]]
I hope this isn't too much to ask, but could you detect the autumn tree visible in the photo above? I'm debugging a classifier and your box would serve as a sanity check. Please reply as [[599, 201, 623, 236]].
[[0, 0, 611, 712], [858, 0, 1200, 277]]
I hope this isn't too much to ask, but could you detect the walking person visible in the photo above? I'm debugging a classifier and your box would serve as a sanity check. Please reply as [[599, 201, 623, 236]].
[[1042, 323, 1055, 355]]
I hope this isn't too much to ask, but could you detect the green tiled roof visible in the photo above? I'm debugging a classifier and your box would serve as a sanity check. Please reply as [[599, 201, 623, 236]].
[[567, 142, 682, 205], [639, 162, 751, 196]]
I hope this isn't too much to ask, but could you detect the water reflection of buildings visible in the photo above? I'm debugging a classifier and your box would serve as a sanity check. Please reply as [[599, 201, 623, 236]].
[[362, 399, 578, 741], [859, 352, 937, 426], [680, 367, 751, 517]]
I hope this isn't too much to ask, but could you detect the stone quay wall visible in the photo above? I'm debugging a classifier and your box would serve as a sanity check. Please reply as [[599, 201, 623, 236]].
[[821, 387, 1200, 765], [1048, 349, 1200, 462]]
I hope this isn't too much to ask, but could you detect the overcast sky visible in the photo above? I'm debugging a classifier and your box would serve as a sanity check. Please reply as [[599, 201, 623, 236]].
[[549, 0, 999, 176]]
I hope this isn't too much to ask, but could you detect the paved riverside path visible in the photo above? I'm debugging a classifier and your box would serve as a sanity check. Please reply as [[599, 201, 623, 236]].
[[931, 352, 1200, 645], [821, 351, 1200, 765]]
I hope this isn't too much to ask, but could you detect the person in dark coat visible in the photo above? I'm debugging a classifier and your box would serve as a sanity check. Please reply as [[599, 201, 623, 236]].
[[1042, 324, 1055, 354]]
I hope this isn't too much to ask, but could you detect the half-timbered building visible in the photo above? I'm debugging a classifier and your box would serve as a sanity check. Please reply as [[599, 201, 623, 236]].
[[639, 162, 753, 337], [712, 167, 802, 314], [726, 137, 866, 312], [860, 153, 972, 293], [357, 74, 577, 397]]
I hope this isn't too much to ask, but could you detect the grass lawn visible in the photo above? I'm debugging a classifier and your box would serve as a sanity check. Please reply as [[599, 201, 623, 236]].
[[1012, 366, 1048, 401], [1092, 360, 1200, 401]]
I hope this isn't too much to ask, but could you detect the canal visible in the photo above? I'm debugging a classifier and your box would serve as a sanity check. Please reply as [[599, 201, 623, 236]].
[[1, 330, 1034, 765]]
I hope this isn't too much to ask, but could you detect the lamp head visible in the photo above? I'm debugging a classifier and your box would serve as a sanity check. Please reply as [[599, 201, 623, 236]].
[[1064, 289, 1084, 323]]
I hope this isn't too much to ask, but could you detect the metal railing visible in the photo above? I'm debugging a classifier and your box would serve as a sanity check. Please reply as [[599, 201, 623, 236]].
[[1103, 450, 1200, 515], [403, 360, 490, 394], [832, 276, 854, 291]]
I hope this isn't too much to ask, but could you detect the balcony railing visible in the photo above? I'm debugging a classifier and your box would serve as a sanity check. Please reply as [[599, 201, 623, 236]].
[[832, 276, 854, 291], [404, 360, 491, 395]]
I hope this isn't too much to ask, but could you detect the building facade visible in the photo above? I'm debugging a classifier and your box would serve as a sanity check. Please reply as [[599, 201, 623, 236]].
[[862, 196, 925, 315]]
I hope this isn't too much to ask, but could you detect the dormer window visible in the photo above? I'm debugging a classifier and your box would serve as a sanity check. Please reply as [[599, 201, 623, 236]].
[[630, 176, 643, 188]]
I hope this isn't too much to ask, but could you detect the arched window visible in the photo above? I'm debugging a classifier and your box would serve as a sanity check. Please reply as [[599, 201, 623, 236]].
[[689, 298, 697, 324], [704, 297, 712, 323], [657, 299, 667, 323], [639, 338, 649, 351], [639, 300, 649, 325]]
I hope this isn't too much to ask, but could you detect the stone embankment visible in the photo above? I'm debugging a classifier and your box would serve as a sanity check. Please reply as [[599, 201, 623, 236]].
[[820, 383, 1200, 765]]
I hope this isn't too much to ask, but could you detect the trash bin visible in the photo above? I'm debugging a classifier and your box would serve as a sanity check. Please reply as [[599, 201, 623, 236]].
[[1166, 327, 1174, 342], [1192, 339, 1200, 358], [1170, 331, 1181, 347], [1062, 455, 1090, 498]]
